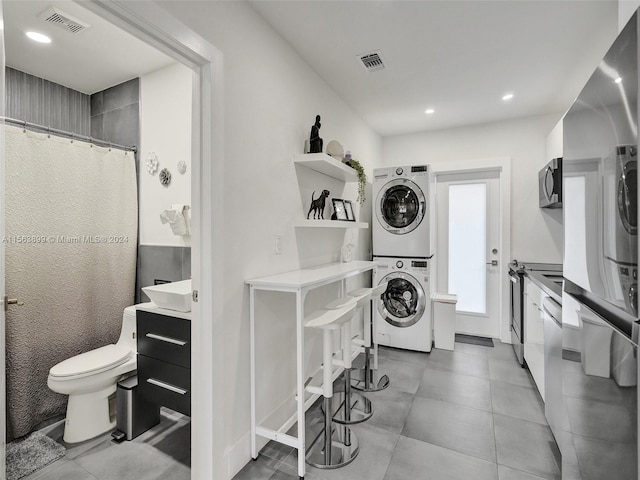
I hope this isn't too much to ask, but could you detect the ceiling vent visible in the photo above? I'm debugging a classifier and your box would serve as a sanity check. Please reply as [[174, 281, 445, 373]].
[[358, 51, 386, 72], [40, 7, 90, 35]]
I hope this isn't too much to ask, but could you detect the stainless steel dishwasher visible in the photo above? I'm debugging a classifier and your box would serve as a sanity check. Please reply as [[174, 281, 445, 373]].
[[542, 296, 562, 441]]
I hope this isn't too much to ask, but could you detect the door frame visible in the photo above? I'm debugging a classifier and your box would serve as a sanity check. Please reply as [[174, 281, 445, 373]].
[[0, 1, 5, 476], [70, 2, 224, 478], [432, 157, 511, 343]]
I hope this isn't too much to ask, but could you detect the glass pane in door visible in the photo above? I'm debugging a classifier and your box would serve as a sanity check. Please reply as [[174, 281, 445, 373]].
[[448, 183, 487, 314]]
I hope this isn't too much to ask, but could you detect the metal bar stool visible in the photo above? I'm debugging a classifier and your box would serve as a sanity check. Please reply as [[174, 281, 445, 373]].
[[325, 294, 373, 424], [304, 300, 359, 469], [349, 281, 390, 392]]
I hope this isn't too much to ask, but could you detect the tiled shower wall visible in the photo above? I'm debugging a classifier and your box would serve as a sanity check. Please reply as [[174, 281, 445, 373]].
[[90, 78, 140, 150], [5, 67, 90, 134]]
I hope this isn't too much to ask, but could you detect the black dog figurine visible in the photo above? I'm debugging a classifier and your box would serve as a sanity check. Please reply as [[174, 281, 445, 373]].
[[307, 190, 330, 219]]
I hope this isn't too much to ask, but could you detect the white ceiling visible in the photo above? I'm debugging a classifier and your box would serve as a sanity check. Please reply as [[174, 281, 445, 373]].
[[3, 0, 175, 95], [3, 1, 620, 136], [249, 0, 620, 136]]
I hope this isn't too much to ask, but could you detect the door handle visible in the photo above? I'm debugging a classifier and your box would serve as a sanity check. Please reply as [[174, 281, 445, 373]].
[[146, 333, 188, 346], [486, 260, 498, 266], [4, 296, 25, 312]]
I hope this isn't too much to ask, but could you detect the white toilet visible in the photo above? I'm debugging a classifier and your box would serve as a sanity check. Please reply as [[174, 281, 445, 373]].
[[48, 305, 138, 443]]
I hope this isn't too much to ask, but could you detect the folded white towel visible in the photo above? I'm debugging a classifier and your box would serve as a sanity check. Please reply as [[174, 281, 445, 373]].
[[160, 204, 190, 236]]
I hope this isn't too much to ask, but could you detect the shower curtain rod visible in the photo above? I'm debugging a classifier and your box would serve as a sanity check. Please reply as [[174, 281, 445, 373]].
[[1, 116, 137, 153]]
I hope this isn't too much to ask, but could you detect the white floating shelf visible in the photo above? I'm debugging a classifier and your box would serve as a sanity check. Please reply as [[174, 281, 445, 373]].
[[294, 153, 358, 182], [295, 220, 368, 229]]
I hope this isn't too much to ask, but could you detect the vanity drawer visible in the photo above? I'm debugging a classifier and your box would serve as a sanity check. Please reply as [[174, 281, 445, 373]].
[[137, 355, 191, 416], [137, 311, 191, 368]]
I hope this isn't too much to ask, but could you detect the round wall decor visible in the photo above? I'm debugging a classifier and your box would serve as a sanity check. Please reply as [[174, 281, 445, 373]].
[[146, 152, 159, 175], [159, 168, 172, 186]]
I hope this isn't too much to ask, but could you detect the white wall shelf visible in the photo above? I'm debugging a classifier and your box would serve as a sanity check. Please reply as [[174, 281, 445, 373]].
[[294, 153, 358, 182], [295, 220, 368, 229]]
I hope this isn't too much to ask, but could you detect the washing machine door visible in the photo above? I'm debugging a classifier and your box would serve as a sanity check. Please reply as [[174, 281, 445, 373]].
[[618, 157, 637, 236], [376, 178, 425, 235], [378, 272, 426, 327], [603, 146, 637, 266]]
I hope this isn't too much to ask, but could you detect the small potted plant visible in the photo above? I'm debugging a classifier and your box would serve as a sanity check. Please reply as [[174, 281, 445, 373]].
[[342, 152, 366, 205]]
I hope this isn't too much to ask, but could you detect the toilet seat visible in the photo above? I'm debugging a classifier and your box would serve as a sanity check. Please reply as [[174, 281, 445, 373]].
[[50, 344, 132, 380]]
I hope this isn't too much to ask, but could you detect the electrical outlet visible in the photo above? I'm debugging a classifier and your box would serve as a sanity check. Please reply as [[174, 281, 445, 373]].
[[275, 235, 282, 255]]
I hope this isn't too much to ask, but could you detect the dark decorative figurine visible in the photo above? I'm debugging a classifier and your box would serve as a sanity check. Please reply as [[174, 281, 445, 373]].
[[309, 115, 323, 153], [307, 190, 330, 219]]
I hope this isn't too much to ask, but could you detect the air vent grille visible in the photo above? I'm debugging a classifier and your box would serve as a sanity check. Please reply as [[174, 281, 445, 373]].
[[359, 51, 386, 72], [40, 8, 90, 35]]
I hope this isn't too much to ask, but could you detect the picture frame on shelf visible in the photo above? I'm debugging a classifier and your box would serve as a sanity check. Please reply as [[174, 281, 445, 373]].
[[331, 198, 348, 221], [344, 200, 356, 222]]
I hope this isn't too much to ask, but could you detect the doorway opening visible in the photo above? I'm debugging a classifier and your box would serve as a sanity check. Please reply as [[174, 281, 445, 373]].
[[0, 1, 222, 479]]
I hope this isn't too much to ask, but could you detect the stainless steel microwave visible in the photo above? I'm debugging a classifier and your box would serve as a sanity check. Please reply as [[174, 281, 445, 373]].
[[538, 157, 562, 208]]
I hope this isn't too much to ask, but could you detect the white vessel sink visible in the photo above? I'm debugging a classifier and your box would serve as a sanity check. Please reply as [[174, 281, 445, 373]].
[[142, 279, 192, 312]]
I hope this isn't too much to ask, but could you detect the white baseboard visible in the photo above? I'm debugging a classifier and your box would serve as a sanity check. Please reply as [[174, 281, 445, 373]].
[[224, 393, 296, 479], [225, 431, 268, 479]]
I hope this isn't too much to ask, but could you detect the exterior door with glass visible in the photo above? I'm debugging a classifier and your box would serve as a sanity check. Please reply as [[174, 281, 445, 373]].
[[436, 170, 501, 338]]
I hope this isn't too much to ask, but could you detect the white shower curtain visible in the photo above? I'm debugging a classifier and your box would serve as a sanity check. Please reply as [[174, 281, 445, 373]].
[[4, 125, 138, 440]]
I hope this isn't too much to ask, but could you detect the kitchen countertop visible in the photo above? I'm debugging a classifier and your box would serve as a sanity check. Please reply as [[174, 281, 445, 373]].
[[525, 269, 563, 304]]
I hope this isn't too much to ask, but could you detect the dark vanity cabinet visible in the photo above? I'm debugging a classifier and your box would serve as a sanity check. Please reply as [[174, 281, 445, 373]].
[[136, 310, 191, 416]]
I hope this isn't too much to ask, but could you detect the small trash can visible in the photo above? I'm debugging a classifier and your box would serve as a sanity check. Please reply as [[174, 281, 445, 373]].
[[113, 375, 160, 441], [432, 293, 457, 351]]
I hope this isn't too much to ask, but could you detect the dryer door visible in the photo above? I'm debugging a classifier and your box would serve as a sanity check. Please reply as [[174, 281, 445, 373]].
[[378, 272, 426, 327], [376, 178, 425, 235]]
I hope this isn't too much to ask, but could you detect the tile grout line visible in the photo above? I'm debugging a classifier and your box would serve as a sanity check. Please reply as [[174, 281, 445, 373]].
[[489, 373, 499, 474]]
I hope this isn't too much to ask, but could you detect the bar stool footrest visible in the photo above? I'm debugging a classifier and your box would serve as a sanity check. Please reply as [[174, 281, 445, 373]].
[[327, 391, 373, 424], [305, 423, 359, 469], [350, 367, 390, 392]]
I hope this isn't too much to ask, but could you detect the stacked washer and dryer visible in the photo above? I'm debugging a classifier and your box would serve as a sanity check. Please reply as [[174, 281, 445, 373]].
[[372, 165, 436, 352]]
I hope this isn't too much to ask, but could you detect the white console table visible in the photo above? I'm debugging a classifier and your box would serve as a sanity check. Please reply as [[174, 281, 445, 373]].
[[246, 261, 377, 479]]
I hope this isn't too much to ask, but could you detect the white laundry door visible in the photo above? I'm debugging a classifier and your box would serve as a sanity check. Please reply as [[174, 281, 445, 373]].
[[436, 170, 501, 338]]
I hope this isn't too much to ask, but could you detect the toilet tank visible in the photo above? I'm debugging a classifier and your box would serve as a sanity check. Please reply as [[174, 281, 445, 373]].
[[117, 305, 139, 352]]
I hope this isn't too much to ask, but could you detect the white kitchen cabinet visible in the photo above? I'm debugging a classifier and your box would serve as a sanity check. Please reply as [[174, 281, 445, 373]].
[[523, 277, 547, 401]]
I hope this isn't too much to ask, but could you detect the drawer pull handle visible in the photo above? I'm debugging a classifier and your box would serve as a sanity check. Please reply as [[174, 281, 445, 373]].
[[147, 378, 187, 395], [146, 333, 187, 346]]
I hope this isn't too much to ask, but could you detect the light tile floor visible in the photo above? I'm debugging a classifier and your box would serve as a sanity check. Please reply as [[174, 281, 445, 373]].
[[22, 408, 190, 480], [235, 341, 561, 480]]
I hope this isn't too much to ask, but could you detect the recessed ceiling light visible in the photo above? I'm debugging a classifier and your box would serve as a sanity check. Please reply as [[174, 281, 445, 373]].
[[615, 77, 623, 84], [425, 108, 435, 115], [502, 93, 514, 101], [25, 31, 51, 44]]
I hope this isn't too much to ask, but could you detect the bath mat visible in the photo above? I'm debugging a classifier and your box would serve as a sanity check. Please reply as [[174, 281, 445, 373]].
[[455, 334, 494, 348], [6, 431, 65, 480]]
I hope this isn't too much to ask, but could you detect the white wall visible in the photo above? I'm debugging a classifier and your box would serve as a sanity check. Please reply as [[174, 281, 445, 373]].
[[546, 119, 563, 160], [382, 114, 563, 264], [619, 0, 640, 31], [156, 2, 381, 477], [139, 62, 192, 246]]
